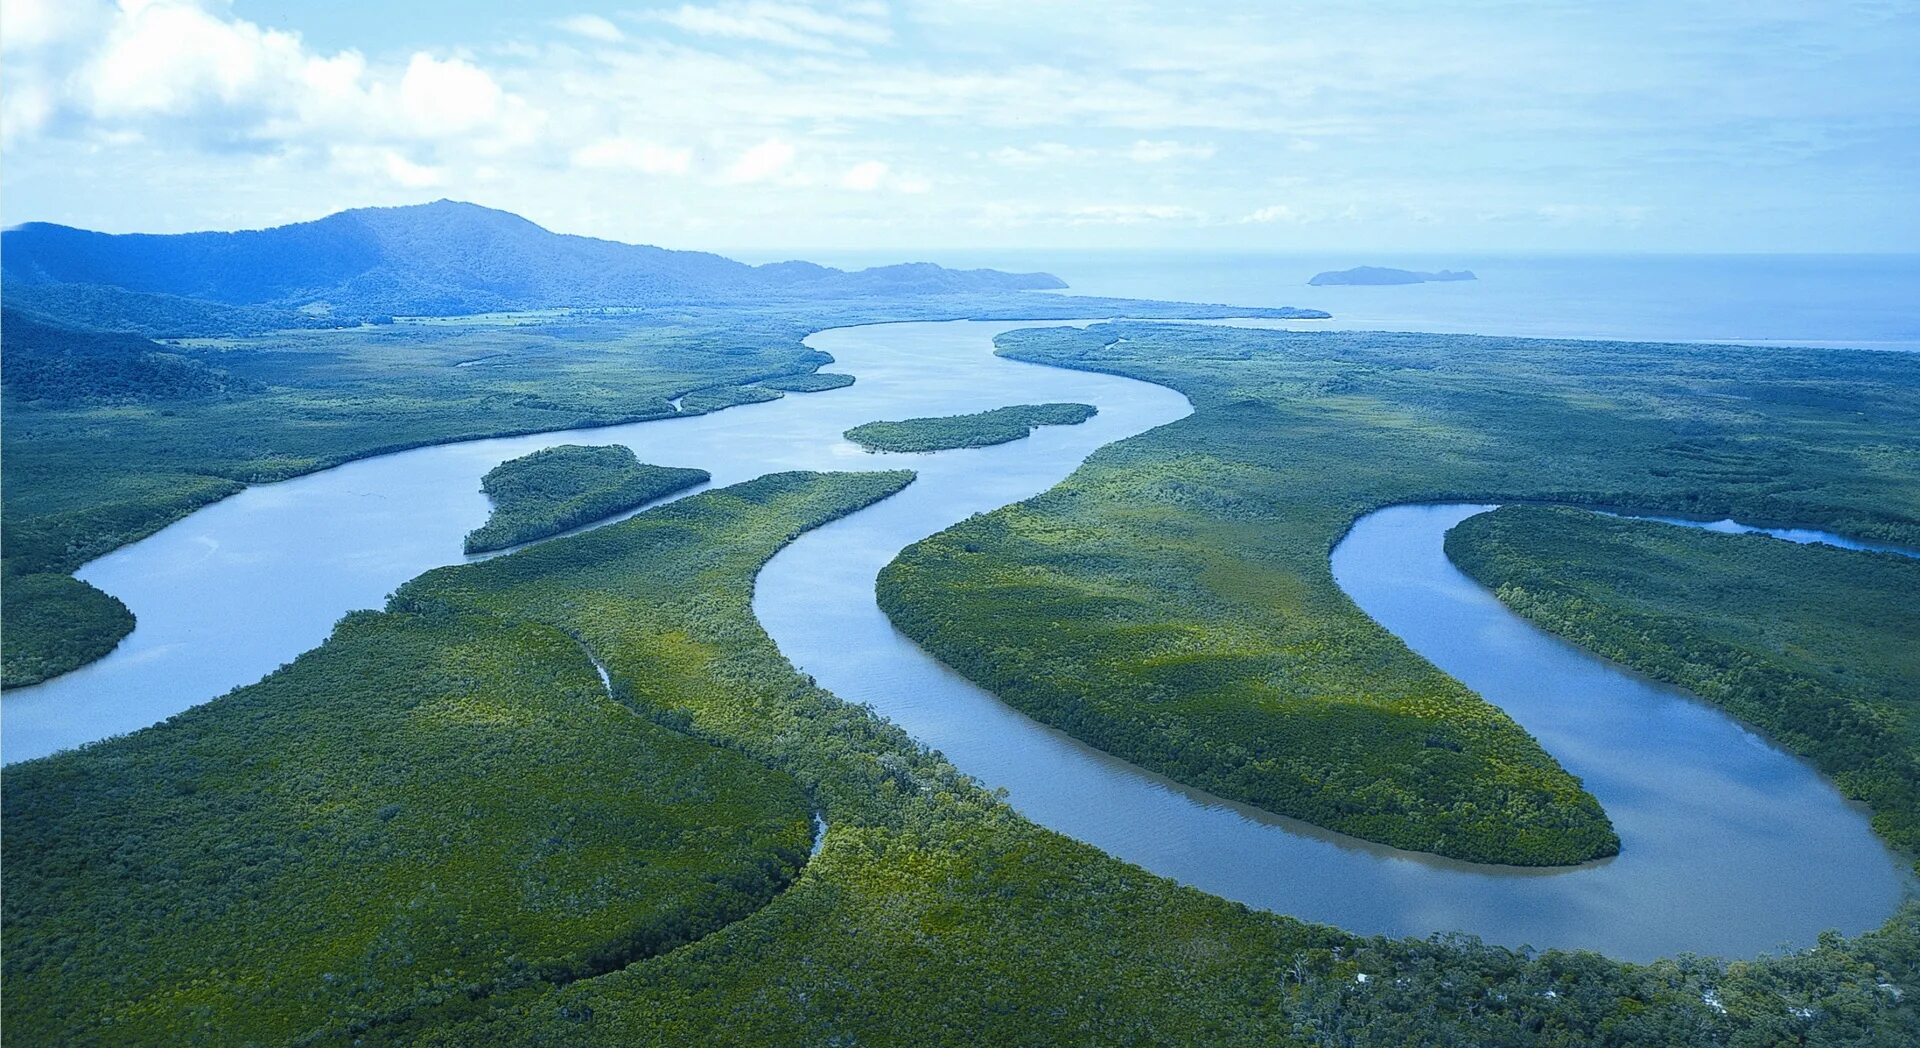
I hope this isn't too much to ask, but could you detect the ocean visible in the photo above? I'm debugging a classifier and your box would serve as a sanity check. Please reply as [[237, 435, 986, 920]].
[[737, 250, 1920, 352]]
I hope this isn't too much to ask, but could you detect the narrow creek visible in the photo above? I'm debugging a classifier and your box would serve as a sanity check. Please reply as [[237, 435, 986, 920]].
[[3, 320, 1907, 961]]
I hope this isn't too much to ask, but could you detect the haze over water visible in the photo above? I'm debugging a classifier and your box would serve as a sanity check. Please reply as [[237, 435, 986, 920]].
[[744, 252, 1920, 351]]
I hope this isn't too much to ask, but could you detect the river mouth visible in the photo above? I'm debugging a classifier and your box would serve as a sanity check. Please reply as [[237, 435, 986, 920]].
[[4, 320, 1907, 961]]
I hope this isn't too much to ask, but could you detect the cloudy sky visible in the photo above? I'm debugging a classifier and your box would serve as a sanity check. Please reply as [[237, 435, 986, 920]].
[[4, 1, 1916, 252]]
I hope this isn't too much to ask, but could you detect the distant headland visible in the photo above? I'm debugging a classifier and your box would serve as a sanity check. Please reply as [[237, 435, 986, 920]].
[[1309, 266, 1477, 286]]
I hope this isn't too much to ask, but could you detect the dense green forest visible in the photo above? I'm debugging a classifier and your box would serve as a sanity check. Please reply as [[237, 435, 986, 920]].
[[465, 445, 708, 553], [845, 402, 1098, 453], [8, 471, 1916, 1045], [2, 584, 817, 1042], [0, 308, 258, 405], [1448, 506, 1920, 866], [880, 322, 1920, 866], [5, 282, 369, 337], [0, 570, 134, 687], [0, 297, 1290, 688], [756, 371, 855, 392]]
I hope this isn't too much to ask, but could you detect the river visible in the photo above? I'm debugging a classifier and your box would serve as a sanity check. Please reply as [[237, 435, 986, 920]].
[[4, 319, 1908, 961]]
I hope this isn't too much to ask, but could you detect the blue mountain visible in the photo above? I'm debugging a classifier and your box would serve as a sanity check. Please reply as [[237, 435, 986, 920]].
[[2, 200, 1067, 322]]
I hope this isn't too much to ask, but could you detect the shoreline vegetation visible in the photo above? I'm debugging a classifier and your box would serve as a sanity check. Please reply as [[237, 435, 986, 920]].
[[7, 471, 1918, 1044], [464, 445, 708, 554], [1447, 505, 1920, 872], [844, 402, 1098, 453], [879, 321, 1920, 866], [0, 571, 134, 688], [755, 371, 855, 393]]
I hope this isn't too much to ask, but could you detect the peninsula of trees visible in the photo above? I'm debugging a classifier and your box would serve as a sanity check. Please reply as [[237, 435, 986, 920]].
[[464, 445, 708, 554]]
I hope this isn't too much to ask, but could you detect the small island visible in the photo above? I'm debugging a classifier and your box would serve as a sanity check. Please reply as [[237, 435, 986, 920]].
[[845, 403, 1098, 453], [464, 445, 709, 553], [1308, 266, 1476, 286], [757, 372, 856, 393]]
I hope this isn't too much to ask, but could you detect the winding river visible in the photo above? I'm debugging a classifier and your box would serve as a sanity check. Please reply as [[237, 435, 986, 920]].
[[3, 320, 1909, 961]]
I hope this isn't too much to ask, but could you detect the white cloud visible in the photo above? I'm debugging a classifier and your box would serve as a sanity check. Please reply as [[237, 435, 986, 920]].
[[723, 137, 796, 182], [1066, 204, 1204, 225], [557, 14, 624, 43], [397, 53, 503, 135], [657, 2, 892, 53], [989, 140, 1214, 168], [3, 1, 1913, 251], [83, 1, 311, 118], [385, 152, 447, 188], [572, 137, 694, 175], [1, 0, 110, 53], [7, 0, 534, 151], [977, 202, 1207, 227], [2, 81, 57, 140], [840, 159, 888, 190], [329, 145, 447, 188], [1128, 139, 1215, 163], [1242, 204, 1300, 223], [990, 142, 1095, 166]]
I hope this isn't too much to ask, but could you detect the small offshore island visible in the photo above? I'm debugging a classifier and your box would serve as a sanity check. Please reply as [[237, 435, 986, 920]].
[[1310, 266, 1477, 286]]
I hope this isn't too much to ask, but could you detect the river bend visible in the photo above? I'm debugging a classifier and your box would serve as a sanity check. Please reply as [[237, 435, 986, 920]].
[[4, 320, 1907, 960]]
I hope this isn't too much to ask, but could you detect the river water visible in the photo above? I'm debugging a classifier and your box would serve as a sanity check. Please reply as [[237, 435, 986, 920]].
[[4, 320, 1909, 960]]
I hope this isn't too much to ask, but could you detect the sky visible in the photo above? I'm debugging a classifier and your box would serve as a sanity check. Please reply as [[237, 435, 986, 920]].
[[2, 1, 1917, 253]]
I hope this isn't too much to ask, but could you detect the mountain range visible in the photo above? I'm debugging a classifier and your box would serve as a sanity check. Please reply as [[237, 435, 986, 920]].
[[1, 200, 1067, 331]]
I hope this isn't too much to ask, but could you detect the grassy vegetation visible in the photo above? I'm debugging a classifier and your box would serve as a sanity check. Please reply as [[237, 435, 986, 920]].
[[677, 383, 785, 413], [0, 570, 134, 687], [879, 322, 1920, 866], [845, 402, 1098, 453], [7, 470, 1918, 1044], [1448, 505, 1920, 868], [756, 371, 854, 392], [465, 445, 707, 553]]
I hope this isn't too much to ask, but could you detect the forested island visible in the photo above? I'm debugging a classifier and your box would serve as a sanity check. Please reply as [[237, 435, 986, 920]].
[[1308, 266, 1477, 285], [845, 402, 1097, 453], [755, 372, 855, 393], [464, 445, 708, 553]]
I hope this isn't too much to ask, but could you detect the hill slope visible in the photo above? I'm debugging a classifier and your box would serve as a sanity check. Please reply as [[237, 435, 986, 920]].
[[1, 200, 1067, 319]]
